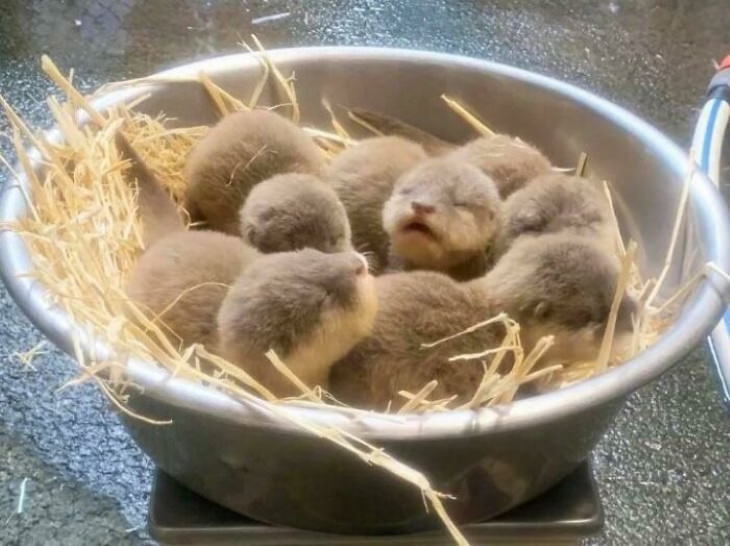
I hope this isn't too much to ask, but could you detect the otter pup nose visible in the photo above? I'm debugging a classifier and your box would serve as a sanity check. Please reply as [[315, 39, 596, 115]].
[[411, 201, 435, 215]]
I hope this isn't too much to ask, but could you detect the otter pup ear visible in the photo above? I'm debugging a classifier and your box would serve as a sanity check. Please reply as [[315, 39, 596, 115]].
[[242, 223, 258, 247], [533, 301, 551, 320]]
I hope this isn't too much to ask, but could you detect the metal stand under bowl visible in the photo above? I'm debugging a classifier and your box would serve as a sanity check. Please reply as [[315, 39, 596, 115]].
[[148, 462, 603, 545]]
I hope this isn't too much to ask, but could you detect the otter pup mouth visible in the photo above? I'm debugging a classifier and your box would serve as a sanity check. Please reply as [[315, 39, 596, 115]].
[[400, 220, 438, 240]]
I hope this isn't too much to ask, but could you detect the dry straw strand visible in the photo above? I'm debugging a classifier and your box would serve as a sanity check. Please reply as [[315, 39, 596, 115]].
[[441, 94, 495, 136]]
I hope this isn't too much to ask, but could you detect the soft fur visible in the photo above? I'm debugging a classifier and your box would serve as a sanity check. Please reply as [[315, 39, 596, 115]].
[[240, 173, 352, 254], [217, 249, 378, 397], [497, 173, 615, 256], [382, 157, 502, 280], [185, 110, 324, 235], [330, 233, 636, 410], [326, 136, 427, 268], [127, 231, 258, 350], [449, 134, 552, 198]]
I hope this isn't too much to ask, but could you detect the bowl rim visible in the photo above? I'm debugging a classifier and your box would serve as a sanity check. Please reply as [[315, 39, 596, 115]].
[[1, 46, 728, 440]]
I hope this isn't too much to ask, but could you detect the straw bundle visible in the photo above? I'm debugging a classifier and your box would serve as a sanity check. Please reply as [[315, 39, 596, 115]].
[[1, 43, 719, 544]]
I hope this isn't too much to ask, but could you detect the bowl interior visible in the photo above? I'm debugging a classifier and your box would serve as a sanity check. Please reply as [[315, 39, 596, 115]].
[[2, 47, 728, 438]]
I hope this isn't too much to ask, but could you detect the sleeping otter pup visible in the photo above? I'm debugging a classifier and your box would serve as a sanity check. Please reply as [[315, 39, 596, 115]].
[[382, 157, 502, 281], [239, 173, 352, 254], [217, 249, 378, 397], [326, 136, 428, 269], [449, 134, 553, 199], [329, 233, 636, 410], [496, 173, 616, 256], [185, 109, 325, 235]]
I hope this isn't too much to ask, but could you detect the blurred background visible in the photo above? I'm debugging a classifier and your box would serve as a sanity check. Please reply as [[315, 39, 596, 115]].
[[0, 1, 728, 544]]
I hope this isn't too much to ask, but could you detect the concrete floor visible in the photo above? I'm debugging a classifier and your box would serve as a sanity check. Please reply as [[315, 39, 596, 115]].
[[0, 1, 729, 544]]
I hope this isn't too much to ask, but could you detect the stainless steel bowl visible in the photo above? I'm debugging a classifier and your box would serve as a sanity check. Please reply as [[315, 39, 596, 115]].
[[1, 47, 728, 535]]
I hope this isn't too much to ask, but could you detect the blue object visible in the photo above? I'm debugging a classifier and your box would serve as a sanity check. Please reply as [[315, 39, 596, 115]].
[[692, 62, 730, 409]]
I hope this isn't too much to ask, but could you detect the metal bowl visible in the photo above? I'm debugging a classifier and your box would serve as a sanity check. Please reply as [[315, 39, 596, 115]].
[[1, 47, 728, 535]]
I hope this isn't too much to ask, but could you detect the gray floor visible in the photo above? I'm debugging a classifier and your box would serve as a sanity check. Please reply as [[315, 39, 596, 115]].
[[0, 1, 729, 544]]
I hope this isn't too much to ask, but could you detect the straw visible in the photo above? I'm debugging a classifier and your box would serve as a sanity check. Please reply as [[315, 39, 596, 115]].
[[440, 94, 495, 136], [4, 44, 727, 545]]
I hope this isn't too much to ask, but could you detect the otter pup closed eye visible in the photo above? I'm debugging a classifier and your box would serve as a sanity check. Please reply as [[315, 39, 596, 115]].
[[217, 249, 378, 397], [240, 173, 352, 254], [185, 110, 325, 235], [448, 134, 552, 199], [330, 233, 636, 410], [326, 136, 428, 270], [382, 157, 502, 281]]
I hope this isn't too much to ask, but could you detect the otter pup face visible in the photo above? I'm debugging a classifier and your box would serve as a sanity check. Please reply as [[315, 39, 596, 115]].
[[382, 158, 501, 271], [240, 174, 352, 254], [485, 233, 637, 363], [498, 174, 613, 255], [217, 249, 377, 395]]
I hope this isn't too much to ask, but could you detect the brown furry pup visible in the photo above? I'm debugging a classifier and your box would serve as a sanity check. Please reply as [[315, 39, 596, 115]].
[[329, 233, 636, 410], [449, 134, 552, 199], [185, 110, 324, 235], [326, 136, 428, 269], [497, 173, 615, 256], [217, 249, 378, 397], [126, 231, 258, 350], [382, 157, 502, 281], [116, 132, 259, 351], [347, 107, 454, 156], [239, 173, 352, 254]]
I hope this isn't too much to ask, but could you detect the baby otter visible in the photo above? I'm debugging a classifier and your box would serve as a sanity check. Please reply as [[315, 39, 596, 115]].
[[329, 233, 636, 410], [117, 132, 258, 351], [382, 157, 502, 281], [217, 249, 378, 397], [449, 134, 552, 199], [326, 136, 428, 268], [126, 231, 257, 350], [497, 173, 615, 256], [185, 109, 324, 235], [239, 173, 352, 254]]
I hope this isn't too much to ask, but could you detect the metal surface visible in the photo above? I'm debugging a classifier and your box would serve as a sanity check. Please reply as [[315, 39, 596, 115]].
[[0, 48, 729, 534], [147, 462, 602, 545]]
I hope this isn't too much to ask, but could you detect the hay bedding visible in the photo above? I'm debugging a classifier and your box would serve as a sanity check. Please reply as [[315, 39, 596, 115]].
[[0, 42, 718, 545]]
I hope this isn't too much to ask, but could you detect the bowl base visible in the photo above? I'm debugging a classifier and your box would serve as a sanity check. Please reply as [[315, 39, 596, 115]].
[[147, 462, 603, 545]]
